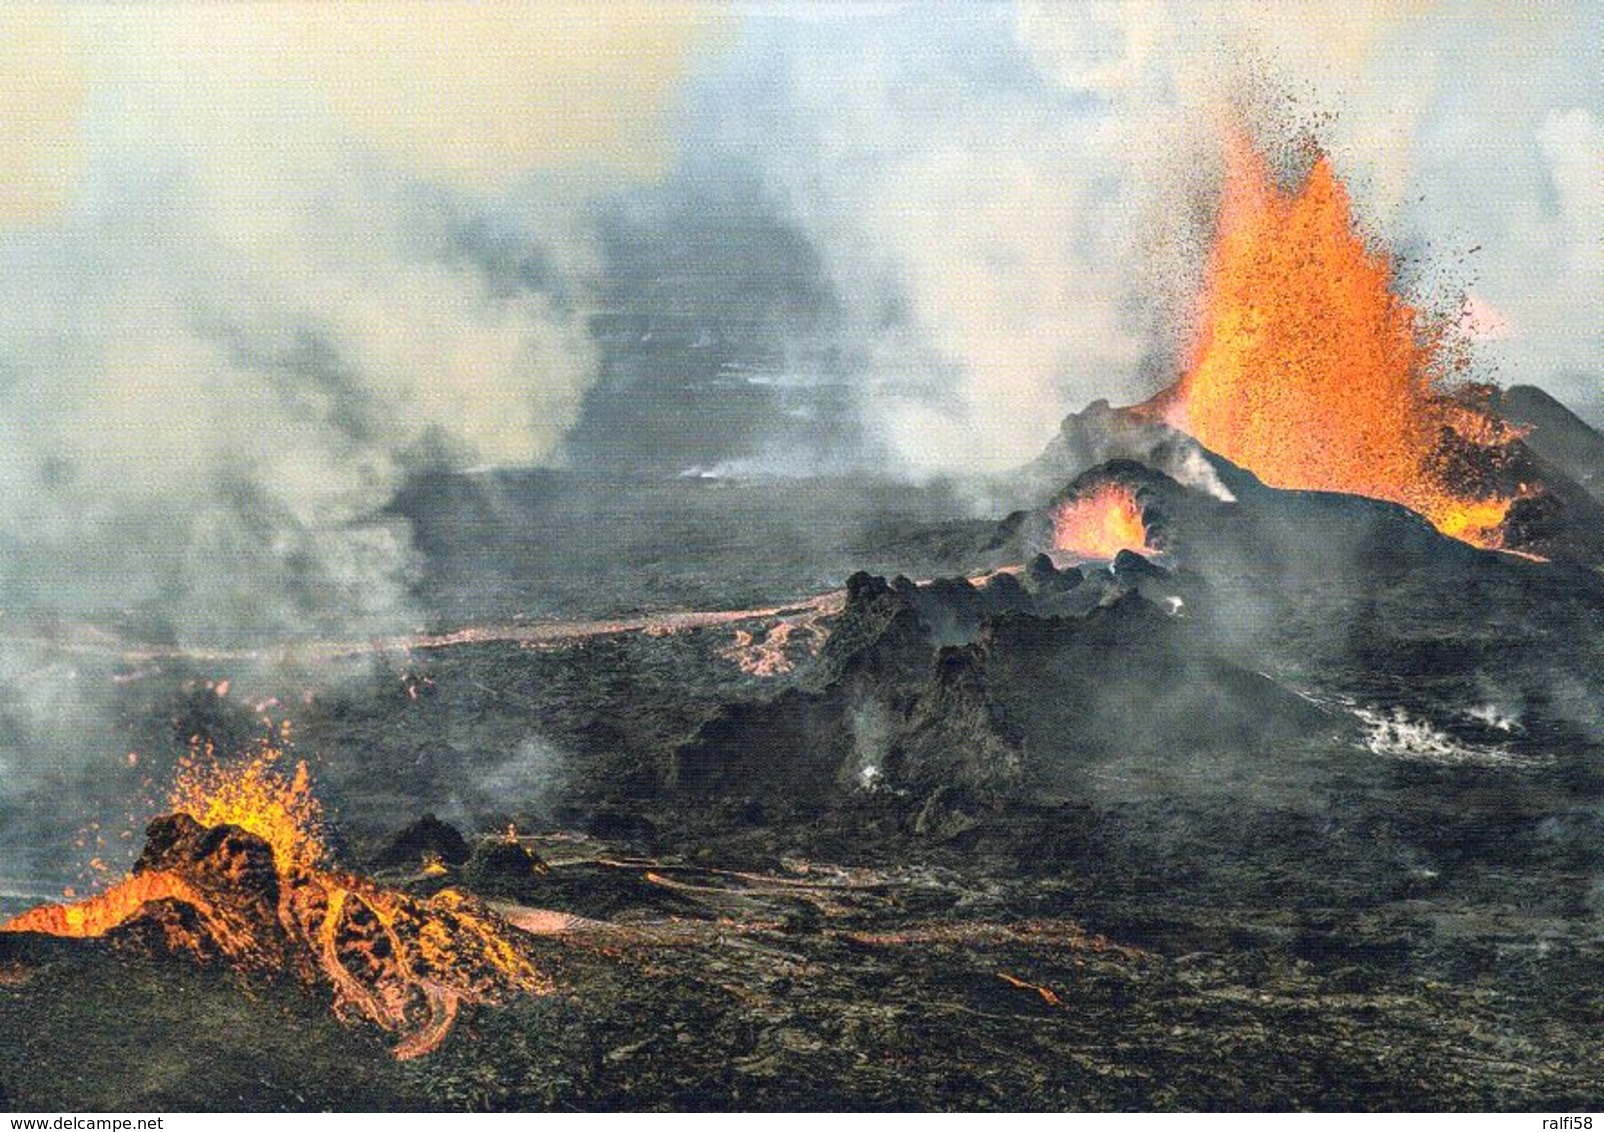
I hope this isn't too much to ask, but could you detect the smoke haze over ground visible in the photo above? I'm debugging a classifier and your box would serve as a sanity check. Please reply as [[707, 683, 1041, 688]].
[[0, 2, 1593, 638], [0, 3, 1596, 882]]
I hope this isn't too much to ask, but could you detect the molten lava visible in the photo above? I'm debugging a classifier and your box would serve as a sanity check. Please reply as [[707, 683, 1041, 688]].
[[1, 745, 552, 1058], [3, 871, 207, 939], [721, 609, 834, 677], [170, 742, 326, 870], [1052, 483, 1150, 560], [1158, 132, 1517, 548]]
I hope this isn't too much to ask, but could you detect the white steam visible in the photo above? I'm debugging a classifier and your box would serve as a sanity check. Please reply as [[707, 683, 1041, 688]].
[[0, 8, 696, 640], [719, 8, 1149, 475], [715, 2, 1600, 475], [1353, 705, 1541, 769]]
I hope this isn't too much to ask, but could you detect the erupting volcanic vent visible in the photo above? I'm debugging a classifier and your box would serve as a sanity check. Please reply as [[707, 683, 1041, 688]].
[[1152, 132, 1524, 548], [1, 744, 552, 1059], [169, 741, 328, 870], [1051, 482, 1150, 561]]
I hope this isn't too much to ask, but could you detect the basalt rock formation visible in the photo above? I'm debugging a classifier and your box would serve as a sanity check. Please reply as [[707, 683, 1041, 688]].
[[673, 558, 1339, 809]]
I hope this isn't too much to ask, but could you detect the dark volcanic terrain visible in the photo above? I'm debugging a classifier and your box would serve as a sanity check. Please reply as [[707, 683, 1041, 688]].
[[3, 389, 1604, 1110]]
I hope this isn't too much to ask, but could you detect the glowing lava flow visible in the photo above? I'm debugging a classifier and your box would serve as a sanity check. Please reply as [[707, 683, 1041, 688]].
[[1, 745, 552, 1059], [1051, 483, 1150, 560], [1157, 133, 1517, 548], [3, 871, 207, 939]]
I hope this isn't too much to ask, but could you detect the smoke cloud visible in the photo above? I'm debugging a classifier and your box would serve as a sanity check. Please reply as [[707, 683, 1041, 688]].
[[3, 4, 1591, 503], [696, 6, 1152, 476], [0, 5, 734, 894], [682, 2, 1600, 474], [0, 4, 724, 641]]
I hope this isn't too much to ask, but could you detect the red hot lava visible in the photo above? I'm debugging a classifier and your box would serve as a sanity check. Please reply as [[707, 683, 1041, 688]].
[[1147, 130, 1525, 549], [1051, 483, 1151, 561], [1, 744, 552, 1059]]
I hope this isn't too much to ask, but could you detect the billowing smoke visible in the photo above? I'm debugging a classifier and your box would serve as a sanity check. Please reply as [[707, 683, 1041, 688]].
[[0, 4, 725, 892], [687, 2, 1600, 475], [0, 191, 592, 641], [0, 4, 724, 642], [2, 4, 1591, 535], [697, 5, 1153, 476], [449, 735, 571, 831]]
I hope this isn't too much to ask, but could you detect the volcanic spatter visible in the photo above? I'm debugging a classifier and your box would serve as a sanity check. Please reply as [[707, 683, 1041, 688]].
[[2, 750, 552, 1059]]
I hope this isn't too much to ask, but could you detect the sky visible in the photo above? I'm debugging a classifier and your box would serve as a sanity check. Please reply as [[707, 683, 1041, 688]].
[[0, 0, 1597, 636]]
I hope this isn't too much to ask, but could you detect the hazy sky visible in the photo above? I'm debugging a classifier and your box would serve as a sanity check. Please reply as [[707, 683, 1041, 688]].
[[0, 1, 1596, 632]]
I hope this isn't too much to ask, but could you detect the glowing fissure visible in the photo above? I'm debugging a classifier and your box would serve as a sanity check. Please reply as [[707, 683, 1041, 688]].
[[2, 872, 209, 940]]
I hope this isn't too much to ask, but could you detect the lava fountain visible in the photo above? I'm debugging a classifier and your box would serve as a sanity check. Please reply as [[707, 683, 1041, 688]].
[[169, 741, 328, 870], [1151, 132, 1522, 549], [1, 742, 552, 1059], [1051, 483, 1150, 560]]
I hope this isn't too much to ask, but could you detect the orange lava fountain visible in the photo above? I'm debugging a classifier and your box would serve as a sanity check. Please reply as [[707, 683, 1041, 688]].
[[169, 742, 327, 870], [1052, 483, 1150, 560], [1158, 132, 1515, 548], [2, 742, 551, 1058]]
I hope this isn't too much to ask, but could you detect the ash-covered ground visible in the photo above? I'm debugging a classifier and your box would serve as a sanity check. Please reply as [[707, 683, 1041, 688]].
[[4, 387, 1604, 1110]]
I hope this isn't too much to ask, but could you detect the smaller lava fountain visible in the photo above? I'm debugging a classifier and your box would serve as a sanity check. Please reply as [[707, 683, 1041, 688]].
[[1051, 482, 1151, 561], [2, 743, 552, 1059], [169, 741, 329, 870]]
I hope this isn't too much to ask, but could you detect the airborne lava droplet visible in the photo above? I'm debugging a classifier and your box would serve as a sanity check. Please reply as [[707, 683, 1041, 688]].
[[168, 742, 327, 871]]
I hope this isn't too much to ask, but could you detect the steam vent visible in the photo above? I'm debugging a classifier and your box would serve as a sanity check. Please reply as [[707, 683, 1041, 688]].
[[1, 3, 1601, 1115]]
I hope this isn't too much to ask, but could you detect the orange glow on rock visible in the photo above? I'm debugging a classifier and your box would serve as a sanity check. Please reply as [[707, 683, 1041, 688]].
[[1052, 483, 1149, 560], [2, 871, 206, 939]]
